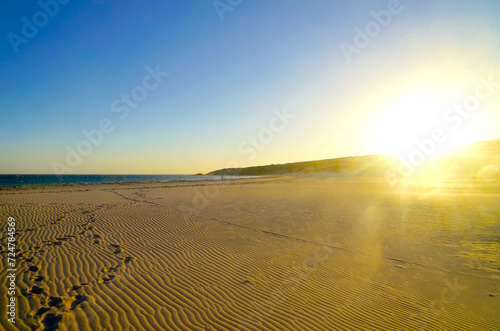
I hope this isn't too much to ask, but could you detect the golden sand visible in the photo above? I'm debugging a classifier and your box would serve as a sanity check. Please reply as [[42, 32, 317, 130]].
[[0, 177, 499, 330]]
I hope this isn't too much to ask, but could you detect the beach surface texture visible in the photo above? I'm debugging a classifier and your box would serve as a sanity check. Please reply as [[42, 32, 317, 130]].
[[1, 176, 499, 330]]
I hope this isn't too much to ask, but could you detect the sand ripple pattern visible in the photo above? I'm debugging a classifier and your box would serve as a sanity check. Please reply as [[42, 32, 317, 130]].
[[0, 178, 499, 330]]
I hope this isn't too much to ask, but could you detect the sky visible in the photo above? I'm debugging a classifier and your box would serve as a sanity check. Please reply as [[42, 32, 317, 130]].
[[1, 0, 500, 174]]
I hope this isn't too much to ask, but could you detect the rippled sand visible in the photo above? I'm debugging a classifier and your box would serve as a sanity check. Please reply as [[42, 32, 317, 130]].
[[0, 177, 499, 330]]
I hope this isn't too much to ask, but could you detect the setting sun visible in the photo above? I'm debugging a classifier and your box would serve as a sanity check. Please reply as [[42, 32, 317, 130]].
[[365, 86, 453, 155], [362, 73, 500, 161]]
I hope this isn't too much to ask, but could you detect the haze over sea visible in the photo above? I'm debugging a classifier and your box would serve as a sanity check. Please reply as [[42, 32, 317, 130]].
[[0, 174, 246, 187]]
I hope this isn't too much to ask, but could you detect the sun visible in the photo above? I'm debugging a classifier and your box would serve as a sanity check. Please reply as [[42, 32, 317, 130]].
[[364, 86, 453, 155], [363, 85, 496, 158]]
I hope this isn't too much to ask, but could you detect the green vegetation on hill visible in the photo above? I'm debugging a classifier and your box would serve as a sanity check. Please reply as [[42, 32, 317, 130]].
[[207, 139, 500, 180], [208, 154, 394, 176]]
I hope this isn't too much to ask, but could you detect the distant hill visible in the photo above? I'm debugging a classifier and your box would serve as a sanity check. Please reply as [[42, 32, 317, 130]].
[[208, 154, 391, 177], [207, 139, 500, 180]]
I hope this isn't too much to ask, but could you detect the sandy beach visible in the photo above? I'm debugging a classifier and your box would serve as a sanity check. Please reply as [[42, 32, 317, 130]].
[[1, 176, 499, 330]]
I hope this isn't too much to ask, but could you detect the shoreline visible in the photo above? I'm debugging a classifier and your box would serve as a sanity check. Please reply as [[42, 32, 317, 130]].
[[0, 175, 289, 192]]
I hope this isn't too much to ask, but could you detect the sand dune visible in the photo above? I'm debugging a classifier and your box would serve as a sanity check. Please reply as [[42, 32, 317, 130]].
[[1, 177, 499, 330]]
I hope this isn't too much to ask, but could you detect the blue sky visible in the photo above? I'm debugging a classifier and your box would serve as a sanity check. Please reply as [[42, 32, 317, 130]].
[[1, 0, 500, 174]]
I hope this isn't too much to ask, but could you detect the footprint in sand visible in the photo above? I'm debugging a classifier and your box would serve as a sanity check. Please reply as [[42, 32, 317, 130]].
[[34, 307, 51, 317], [70, 294, 92, 310], [31, 275, 46, 282], [29, 285, 45, 294], [93, 234, 101, 244], [110, 244, 123, 254], [41, 313, 63, 330], [65, 283, 88, 293], [102, 266, 121, 273], [27, 265, 40, 272], [122, 256, 136, 263], [98, 273, 117, 284], [46, 296, 63, 308]]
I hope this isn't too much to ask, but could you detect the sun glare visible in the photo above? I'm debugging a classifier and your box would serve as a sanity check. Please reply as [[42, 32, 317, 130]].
[[363, 83, 498, 158], [365, 86, 454, 155]]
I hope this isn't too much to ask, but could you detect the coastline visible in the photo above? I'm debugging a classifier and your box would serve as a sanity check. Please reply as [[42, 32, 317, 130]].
[[0, 174, 261, 188], [0, 176, 281, 192]]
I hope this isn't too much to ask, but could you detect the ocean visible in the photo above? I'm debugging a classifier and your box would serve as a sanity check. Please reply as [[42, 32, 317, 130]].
[[0, 174, 247, 187]]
